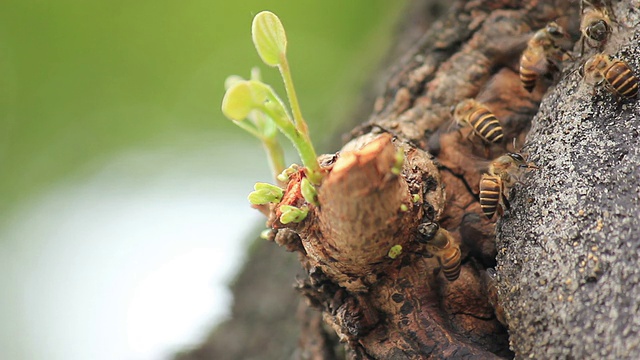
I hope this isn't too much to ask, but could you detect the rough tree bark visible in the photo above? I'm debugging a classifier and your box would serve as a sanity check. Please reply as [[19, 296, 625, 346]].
[[177, 0, 640, 359], [494, 1, 640, 358]]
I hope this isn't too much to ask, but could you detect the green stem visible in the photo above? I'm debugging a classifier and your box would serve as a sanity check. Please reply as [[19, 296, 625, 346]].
[[278, 55, 307, 135], [233, 119, 262, 139], [262, 137, 286, 180], [262, 103, 322, 184]]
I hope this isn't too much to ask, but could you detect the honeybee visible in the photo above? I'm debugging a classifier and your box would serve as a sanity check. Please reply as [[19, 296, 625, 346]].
[[482, 268, 507, 326], [579, 1, 613, 55], [582, 53, 639, 100], [417, 222, 461, 282], [519, 21, 568, 92], [453, 99, 504, 145], [479, 153, 538, 220]]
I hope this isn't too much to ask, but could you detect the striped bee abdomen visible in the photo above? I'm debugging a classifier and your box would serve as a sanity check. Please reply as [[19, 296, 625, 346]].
[[438, 246, 462, 282], [606, 61, 639, 99], [469, 108, 504, 144], [479, 175, 502, 219], [519, 52, 538, 92]]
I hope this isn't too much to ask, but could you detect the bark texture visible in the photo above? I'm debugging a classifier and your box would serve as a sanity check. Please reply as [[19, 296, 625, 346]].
[[264, 0, 575, 358], [177, 0, 640, 359], [494, 1, 640, 358]]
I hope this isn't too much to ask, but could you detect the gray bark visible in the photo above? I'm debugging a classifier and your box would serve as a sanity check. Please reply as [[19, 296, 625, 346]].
[[494, 1, 640, 359]]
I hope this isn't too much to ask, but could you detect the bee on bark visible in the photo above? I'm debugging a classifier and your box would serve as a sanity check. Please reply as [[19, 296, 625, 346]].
[[479, 153, 538, 220], [453, 99, 504, 147], [579, 0, 614, 55], [519, 21, 569, 92], [582, 53, 639, 100], [482, 268, 507, 326], [417, 222, 461, 282]]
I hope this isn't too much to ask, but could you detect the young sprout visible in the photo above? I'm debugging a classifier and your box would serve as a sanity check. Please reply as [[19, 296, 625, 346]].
[[250, 11, 322, 184], [277, 164, 299, 183], [248, 182, 284, 205], [222, 79, 321, 183], [388, 245, 403, 259], [400, 204, 409, 212], [300, 177, 318, 206], [223, 69, 285, 179], [279, 205, 309, 224], [221, 11, 323, 184], [412, 194, 421, 203]]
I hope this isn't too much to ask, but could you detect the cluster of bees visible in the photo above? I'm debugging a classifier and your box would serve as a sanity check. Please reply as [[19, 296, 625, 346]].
[[417, 0, 638, 282]]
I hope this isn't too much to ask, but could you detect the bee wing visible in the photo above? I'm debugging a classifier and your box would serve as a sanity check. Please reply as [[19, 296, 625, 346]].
[[488, 33, 533, 69], [474, 157, 493, 174], [521, 46, 551, 74]]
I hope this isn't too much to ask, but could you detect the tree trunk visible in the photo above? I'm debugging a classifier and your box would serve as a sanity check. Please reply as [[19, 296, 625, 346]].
[[493, 1, 640, 358], [177, 0, 640, 359]]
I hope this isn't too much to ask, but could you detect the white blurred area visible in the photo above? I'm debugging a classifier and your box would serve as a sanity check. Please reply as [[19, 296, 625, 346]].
[[0, 139, 269, 360]]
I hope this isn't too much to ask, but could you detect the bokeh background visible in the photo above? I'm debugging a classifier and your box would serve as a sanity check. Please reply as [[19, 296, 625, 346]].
[[0, 1, 407, 359]]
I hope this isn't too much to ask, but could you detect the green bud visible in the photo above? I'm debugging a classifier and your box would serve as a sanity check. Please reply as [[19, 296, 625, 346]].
[[277, 164, 299, 183], [248, 189, 275, 205], [254, 182, 284, 197], [412, 194, 420, 203], [251, 11, 287, 67], [300, 177, 318, 206], [248, 182, 284, 205], [400, 204, 408, 212], [279, 205, 308, 224], [391, 148, 405, 175], [388, 245, 403, 259], [260, 229, 273, 240]]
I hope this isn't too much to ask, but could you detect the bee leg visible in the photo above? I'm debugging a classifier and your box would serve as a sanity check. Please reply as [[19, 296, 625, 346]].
[[502, 194, 511, 211], [466, 131, 481, 153], [561, 47, 575, 62], [432, 265, 442, 277], [601, 82, 619, 103], [465, 130, 475, 143], [497, 203, 505, 218]]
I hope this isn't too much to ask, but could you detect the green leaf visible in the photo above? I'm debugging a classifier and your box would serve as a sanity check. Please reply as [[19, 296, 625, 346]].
[[251, 11, 287, 67], [222, 81, 260, 121], [254, 182, 284, 198], [248, 183, 283, 205], [279, 205, 308, 224], [221, 80, 276, 121], [224, 75, 245, 91], [248, 189, 273, 205], [300, 177, 318, 206]]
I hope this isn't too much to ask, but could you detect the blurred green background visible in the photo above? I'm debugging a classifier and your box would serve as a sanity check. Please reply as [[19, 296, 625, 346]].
[[0, 1, 406, 212], [0, 1, 407, 359]]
